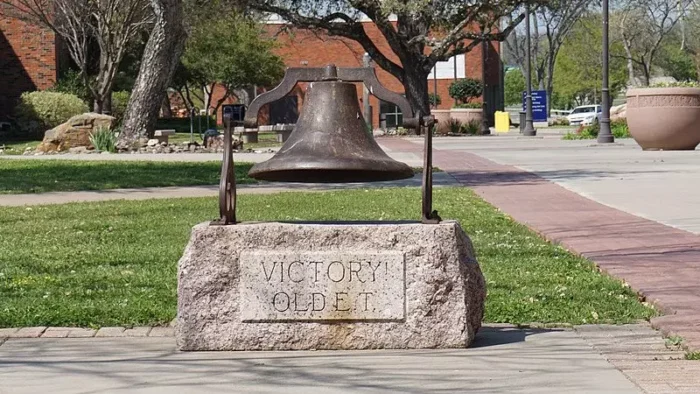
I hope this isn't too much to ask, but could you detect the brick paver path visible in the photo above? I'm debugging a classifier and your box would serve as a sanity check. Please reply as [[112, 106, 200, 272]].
[[382, 138, 700, 352]]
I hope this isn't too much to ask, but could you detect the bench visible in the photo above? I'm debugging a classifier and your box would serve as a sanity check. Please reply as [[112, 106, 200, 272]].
[[154, 129, 176, 145], [274, 124, 294, 142]]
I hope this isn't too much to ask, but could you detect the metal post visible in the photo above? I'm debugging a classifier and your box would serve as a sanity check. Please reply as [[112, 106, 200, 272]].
[[453, 54, 458, 107], [598, 0, 614, 143], [362, 53, 372, 131], [523, 4, 537, 136], [433, 67, 438, 110], [481, 39, 491, 135], [189, 107, 195, 143]]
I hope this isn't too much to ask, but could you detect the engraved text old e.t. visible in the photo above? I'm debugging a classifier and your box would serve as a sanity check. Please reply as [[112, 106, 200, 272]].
[[239, 251, 405, 321]]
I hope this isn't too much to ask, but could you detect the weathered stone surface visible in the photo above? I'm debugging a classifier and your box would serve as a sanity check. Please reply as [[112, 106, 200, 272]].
[[239, 251, 406, 321], [37, 113, 115, 152], [177, 221, 485, 351]]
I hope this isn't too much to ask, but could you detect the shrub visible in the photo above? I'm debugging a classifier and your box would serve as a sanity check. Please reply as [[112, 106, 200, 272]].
[[48, 69, 92, 104], [454, 102, 483, 109], [111, 91, 130, 124], [429, 93, 441, 106], [446, 118, 462, 134], [89, 126, 119, 152], [461, 119, 481, 135], [448, 78, 482, 105], [14, 91, 89, 137], [562, 118, 630, 140]]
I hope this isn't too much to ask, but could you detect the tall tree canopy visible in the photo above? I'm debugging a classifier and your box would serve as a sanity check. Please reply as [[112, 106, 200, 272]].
[[248, 0, 547, 116]]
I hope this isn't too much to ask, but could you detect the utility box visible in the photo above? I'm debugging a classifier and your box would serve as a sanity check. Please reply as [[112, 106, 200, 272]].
[[494, 111, 510, 133]]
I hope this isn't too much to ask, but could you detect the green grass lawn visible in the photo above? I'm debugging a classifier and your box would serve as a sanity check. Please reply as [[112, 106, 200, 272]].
[[0, 187, 655, 327], [169, 131, 282, 150], [0, 160, 256, 194], [0, 140, 41, 155]]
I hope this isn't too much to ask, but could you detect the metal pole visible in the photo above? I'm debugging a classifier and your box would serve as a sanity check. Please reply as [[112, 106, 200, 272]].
[[523, 4, 537, 136], [189, 107, 195, 143], [598, 0, 614, 143], [433, 66, 438, 110], [481, 39, 491, 135], [453, 54, 458, 107], [363, 53, 372, 131]]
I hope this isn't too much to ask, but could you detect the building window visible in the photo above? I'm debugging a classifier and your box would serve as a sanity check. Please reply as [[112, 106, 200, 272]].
[[428, 54, 466, 79], [380, 100, 403, 129]]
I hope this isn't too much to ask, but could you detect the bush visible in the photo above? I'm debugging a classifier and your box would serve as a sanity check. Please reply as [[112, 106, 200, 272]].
[[429, 93, 441, 106], [562, 118, 630, 140], [48, 69, 92, 104], [448, 78, 482, 105], [461, 119, 481, 135], [111, 91, 130, 124], [14, 91, 89, 137], [446, 118, 462, 134], [89, 126, 119, 152], [454, 102, 483, 109]]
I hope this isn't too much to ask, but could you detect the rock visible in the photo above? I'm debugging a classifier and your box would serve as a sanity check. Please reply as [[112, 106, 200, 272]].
[[68, 146, 89, 154], [177, 221, 485, 351], [147, 139, 159, 147], [611, 104, 627, 121], [36, 113, 115, 153], [138, 137, 150, 148]]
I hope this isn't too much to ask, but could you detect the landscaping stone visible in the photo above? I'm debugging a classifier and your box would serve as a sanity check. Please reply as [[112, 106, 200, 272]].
[[147, 139, 159, 147], [36, 113, 115, 153], [177, 221, 485, 351]]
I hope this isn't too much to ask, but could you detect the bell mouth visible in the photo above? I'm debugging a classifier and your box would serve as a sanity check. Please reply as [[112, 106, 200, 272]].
[[249, 165, 415, 183]]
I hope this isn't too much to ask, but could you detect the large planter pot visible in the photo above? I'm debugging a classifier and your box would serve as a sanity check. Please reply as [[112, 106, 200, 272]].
[[432, 109, 451, 134], [450, 108, 483, 125], [627, 88, 700, 150]]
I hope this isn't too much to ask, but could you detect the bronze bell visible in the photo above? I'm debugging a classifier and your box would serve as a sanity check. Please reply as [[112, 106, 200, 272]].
[[248, 70, 414, 183]]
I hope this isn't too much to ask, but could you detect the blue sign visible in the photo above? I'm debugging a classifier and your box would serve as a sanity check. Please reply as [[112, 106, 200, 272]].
[[522, 90, 548, 122]]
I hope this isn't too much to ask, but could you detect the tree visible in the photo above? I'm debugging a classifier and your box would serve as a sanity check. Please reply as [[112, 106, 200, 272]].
[[0, 0, 153, 113], [504, 0, 594, 114], [616, 0, 692, 86], [181, 10, 285, 117], [118, 0, 186, 148], [247, 0, 547, 117], [553, 14, 627, 108], [504, 69, 526, 106]]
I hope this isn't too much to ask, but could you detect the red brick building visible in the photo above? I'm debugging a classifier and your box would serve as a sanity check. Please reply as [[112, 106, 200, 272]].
[[1, 12, 504, 128], [213, 20, 504, 128], [0, 11, 62, 121]]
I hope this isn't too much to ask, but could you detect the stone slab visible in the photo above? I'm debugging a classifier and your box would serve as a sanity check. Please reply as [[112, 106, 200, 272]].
[[239, 251, 405, 321], [9, 327, 46, 338], [177, 221, 485, 351]]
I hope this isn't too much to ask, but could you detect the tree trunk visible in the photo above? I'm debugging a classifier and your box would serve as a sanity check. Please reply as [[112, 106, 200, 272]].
[[161, 92, 173, 118], [402, 69, 430, 135], [118, 0, 186, 149], [403, 69, 431, 117]]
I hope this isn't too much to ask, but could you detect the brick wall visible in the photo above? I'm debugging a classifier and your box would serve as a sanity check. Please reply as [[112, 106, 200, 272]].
[[214, 22, 502, 127], [0, 12, 58, 120]]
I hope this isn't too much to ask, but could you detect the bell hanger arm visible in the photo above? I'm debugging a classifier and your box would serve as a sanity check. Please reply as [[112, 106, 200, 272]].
[[243, 64, 420, 129], [244, 66, 339, 128]]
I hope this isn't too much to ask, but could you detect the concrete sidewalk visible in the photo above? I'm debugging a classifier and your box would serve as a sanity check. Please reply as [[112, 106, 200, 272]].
[[382, 137, 700, 353], [0, 172, 458, 206], [2, 324, 695, 394]]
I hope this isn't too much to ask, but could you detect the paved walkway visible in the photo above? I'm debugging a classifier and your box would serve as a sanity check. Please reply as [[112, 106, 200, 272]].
[[0, 172, 457, 206], [1, 324, 697, 393], [382, 136, 700, 353]]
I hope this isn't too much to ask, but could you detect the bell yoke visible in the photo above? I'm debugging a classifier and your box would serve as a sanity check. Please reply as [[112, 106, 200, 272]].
[[215, 64, 440, 224]]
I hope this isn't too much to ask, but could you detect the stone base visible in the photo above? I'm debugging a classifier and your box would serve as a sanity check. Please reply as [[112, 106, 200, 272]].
[[177, 221, 485, 351]]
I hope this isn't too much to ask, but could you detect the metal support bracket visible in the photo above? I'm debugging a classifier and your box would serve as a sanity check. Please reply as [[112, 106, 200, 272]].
[[211, 114, 237, 225], [420, 113, 441, 224]]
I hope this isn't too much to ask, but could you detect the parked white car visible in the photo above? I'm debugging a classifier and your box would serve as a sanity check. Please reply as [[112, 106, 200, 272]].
[[567, 105, 601, 126]]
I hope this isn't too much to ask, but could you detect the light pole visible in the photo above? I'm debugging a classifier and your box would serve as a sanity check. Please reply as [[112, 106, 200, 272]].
[[598, 0, 614, 143], [523, 3, 537, 136], [480, 39, 491, 135]]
